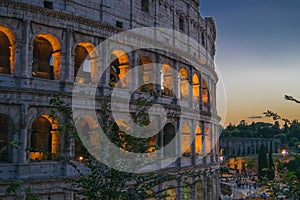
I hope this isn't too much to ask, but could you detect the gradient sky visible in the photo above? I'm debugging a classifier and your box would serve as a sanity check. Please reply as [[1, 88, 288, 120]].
[[200, 0, 300, 126]]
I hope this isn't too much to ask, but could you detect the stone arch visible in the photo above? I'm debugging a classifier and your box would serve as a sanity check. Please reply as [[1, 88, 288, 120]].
[[195, 125, 202, 155], [109, 50, 130, 88], [182, 183, 192, 200], [178, 68, 189, 100], [164, 186, 177, 200], [206, 175, 212, 199], [181, 123, 191, 155], [0, 114, 14, 162], [0, 25, 16, 74], [192, 73, 200, 102], [138, 56, 154, 92], [29, 114, 60, 161], [74, 42, 98, 84], [161, 63, 174, 96], [145, 189, 155, 200], [32, 33, 61, 80], [75, 116, 99, 159], [163, 123, 176, 157], [205, 126, 211, 154], [196, 180, 204, 199], [202, 78, 210, 106]]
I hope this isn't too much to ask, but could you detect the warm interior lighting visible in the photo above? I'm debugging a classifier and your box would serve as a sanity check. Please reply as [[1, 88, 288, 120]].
[[181, 124, 191, 155], [30, 152, 44, 161], [179, 68, 189, 100], [0, 25, 16, 74], [161, 63, 173, 96], [195, 125, 202, 155], [110, 50, 130, 88]]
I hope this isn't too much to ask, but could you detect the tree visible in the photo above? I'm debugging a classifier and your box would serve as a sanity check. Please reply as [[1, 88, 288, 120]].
[[267, 142, 275, 180], [258, 144, 268, 180], [263, 95, 300, 199], [49, 97, 206, 199]]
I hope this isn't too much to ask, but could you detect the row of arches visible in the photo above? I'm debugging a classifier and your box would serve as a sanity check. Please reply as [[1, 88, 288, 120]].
[[0, 26, 212, 105], [0, 113, 213, 162]]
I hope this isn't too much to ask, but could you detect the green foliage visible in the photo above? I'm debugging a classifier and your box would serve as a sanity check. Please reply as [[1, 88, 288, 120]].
[[258, 144, 268, 180], [267, 143, 275, 180], [51, 97, 208, 199], [5, 181, 22, 196]]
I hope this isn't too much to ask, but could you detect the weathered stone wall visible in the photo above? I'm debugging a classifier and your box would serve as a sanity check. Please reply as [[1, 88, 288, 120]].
[[0, 0, 220, 199]]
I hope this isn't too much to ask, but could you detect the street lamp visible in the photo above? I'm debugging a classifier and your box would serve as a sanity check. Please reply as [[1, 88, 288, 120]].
[[281, 149, 288, 157]]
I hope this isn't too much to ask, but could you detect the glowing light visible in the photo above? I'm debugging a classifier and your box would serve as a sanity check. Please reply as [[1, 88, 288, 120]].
[[281, 149, 288, 157], [78, 156, 84, 161], [220, 156, 224, 162]]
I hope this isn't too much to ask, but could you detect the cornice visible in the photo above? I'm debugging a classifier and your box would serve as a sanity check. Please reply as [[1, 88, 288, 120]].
[[0, 0, 122, 34]]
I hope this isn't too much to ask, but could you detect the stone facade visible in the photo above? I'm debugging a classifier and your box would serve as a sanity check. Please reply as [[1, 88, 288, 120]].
[[220, 138, 279, 157], [0, 0, 220, 199]]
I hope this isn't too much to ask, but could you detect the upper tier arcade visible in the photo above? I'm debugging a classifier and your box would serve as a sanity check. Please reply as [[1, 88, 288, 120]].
[[12, 0, 216, 58]]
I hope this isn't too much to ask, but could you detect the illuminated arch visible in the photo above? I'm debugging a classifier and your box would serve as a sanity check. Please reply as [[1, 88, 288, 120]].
[[178, 68, 189, 100], [145, 189, 155, 200], [74, 42, 98, 84], [195, 125, 202, 155], [181, 123, 191, 155], [202, 79, 210, 105], [161, 63, 173, 96], [192, 73, 200, 102], [164, 186, 176, 200], [110, 50, 130, 88], [139, 56, 154, 92], [0, 114, 13, 162], [29, 115, 60, 161], [205, 126, 211, 154], [32, 34, 61, 80], [0, 25, 16, 74]]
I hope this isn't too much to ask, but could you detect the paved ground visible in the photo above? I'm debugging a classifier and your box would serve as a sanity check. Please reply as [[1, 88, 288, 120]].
[[222, 182, 259, 200]]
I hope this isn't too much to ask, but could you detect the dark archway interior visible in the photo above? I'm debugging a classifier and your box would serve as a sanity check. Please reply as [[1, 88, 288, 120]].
[[0, 31, 10, 74], [32, 36, 54, 79]]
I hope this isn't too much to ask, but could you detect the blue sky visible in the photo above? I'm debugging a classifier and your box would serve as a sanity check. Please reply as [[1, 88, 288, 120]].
[[200, 0, 300, 125]]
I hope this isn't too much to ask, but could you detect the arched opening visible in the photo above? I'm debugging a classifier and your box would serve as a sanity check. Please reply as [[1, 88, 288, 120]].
[[202, 79, 209, 106], [206, 176, 212, 199], [178, 68, 189, 100], [113, 119, 156, 155], [195, 125, 202, 155], [182, 184, 192, 200], [192, 73, 200, 102], [110, 50, 130, 88], [75, 116, 99, 159], [145, 189, 155, 200], [205, 126, 211, 154], [181, 124, 191, 156], [74, 42, 97, 84], [32, 34, 61, 80], [0, 26, 15, 74], [163, 123, 176, 157], [161, 63, 173, 96], [196, 180, 204, 199], [164, 186, 176, 200], [139, 56, 154, 92], [0, 114, 13, 162], [30, 115, 60, 161]]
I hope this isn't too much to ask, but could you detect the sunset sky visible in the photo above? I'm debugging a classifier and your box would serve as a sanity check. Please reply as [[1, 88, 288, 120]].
[[201, 0, 300, 126]]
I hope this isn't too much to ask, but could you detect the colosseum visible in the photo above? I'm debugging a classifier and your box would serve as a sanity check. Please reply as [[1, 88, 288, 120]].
[[0, 0, 221, 199]]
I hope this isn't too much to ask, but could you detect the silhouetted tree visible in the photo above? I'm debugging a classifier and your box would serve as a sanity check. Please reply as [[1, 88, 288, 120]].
[[258, 144, 268, 180]]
